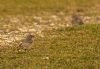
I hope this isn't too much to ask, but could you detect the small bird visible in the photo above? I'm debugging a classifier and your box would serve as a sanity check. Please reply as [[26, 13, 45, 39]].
[[71, 14, 84, 25], [18, 34, 34, 51]]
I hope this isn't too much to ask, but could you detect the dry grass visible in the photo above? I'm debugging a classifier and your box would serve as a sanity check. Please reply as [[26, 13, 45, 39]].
[[0, 0, 99, 15], [0, 24, 100, 69], [0, 0, 100, 69]]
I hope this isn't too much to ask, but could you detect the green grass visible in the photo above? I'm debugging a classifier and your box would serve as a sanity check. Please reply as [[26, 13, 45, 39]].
[[0, 0, 100, 69], [0, 0, 99, 15], [0, 24, 100, 69]]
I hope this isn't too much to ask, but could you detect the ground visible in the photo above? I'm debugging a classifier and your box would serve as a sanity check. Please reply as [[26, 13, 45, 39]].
[[0, 24, 100, 69], [0, 0, 100, 69]]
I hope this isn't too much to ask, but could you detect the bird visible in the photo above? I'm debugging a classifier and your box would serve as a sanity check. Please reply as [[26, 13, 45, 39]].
[[71, 14, 84, 25], [18, 34, 35, 51]]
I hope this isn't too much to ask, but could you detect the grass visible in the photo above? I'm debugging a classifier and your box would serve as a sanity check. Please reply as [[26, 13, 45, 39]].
[[0, 0, 99, 15], [0, 24, 100, 69], [0, 0, 100, 69]]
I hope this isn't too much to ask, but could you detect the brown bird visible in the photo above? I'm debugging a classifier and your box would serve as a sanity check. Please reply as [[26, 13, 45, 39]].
[[18, 34, 34, 51], [71, 14, 84, 25]]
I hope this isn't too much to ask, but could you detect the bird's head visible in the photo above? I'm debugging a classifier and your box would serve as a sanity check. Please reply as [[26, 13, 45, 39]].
[[26, 33, 35, 40]]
